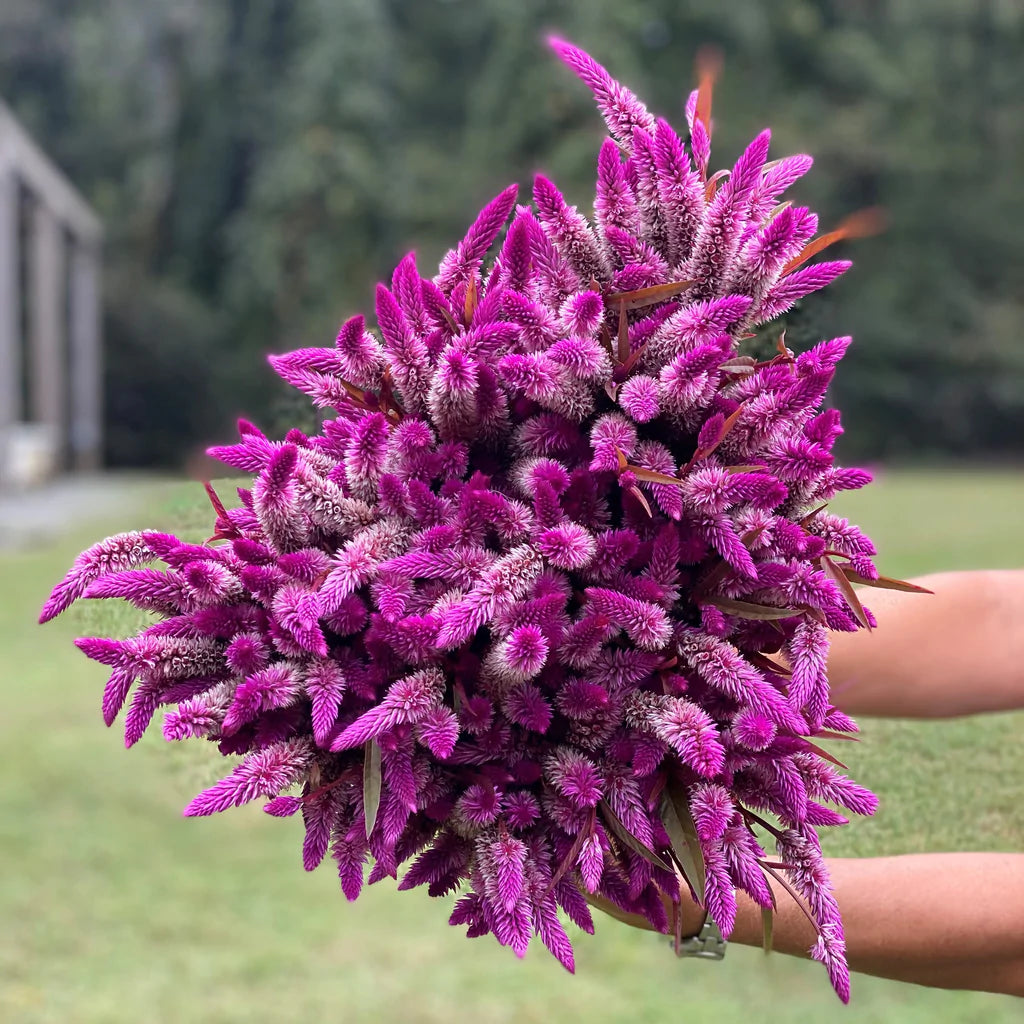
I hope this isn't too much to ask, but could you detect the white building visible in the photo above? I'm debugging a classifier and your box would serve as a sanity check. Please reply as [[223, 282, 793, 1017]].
[[0, 99, 102, 489]]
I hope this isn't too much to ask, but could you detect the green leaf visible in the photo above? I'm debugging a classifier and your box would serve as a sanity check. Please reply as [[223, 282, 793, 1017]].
[[598, 800, 672, 872], [660, 780, 706, 905], [362, 739, 382, 839], [707, 597, 800, 621], [761, 906, 774, 955]]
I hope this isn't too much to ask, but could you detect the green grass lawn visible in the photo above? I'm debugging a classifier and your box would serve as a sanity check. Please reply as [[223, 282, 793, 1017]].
[[1, 469, 1022, 1023]]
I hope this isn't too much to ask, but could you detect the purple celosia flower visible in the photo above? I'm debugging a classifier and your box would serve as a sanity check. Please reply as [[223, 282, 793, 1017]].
[[40, 39, 903, 1001]]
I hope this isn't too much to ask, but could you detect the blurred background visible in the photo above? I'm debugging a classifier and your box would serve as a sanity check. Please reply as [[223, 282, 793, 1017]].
[[2, 2, 1024, 1023], [1, 0, 1023, 473]]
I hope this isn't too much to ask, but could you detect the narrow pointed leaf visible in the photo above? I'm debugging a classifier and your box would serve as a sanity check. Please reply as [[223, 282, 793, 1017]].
[[545, 808, 596, 898], [464, 275, 479, 323], [747, 651, 792, 677], [203, 481, 229, 520], [617, 298, 629, 364], [628, 465, 684, 486], [435, 302, 460, 335], [618, 341, 648, 376], [719, 357, 757, 372], [783, 207, 886, 274], [793, 604, 825, 629], [378, 371, 403, 422], [798, 738, 849, 770], [704, 168, 729, 201], [694, 45, 721, 130], [363, 739, 382, 839], [581, 891, 641, 929], [759, 860, 797, 872], [840, 568, 933, 595], [813, 730, 859, 743], [694, 401, 747, 462], [661, 780, 705, 905], [799, 503, 829, 527], [331, 376, 375, 407], [821, 554, 870, 630], [607, 280, 693, 310], [759, 862, 820, 936], [708, 597, 799, 621], [740, 525, 768, 547], [599, 799, 672, 872], [761, 906, 774, 955], [627, 486, 654, 518]]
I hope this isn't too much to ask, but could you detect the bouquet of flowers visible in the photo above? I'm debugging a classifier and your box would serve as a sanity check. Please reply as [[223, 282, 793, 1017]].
[[42, 38, 906, 1001]]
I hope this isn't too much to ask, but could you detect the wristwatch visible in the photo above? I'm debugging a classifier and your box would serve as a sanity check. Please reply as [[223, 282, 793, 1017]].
[[675, 913, 728, 960]]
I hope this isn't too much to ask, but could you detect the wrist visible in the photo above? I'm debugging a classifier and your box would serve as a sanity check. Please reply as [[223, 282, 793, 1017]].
[[677, 887, 707, 939]]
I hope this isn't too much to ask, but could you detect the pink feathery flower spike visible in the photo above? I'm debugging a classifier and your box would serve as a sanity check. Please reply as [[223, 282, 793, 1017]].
[[40, 37, 909, 1001]]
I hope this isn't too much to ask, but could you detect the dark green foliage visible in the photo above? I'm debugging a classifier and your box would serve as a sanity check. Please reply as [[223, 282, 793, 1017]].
[[2, 0, 1021, 465], [102, 270, 227, 467]]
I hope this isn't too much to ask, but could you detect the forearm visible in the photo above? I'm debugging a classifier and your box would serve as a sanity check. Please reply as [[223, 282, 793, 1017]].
[[731, 853, 1024, 995], [596, 853, 1024, 996], [828, 570, 1024, 717]]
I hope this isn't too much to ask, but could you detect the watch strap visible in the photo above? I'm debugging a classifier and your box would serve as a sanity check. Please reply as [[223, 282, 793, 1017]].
[[675, 913, 727, 960]]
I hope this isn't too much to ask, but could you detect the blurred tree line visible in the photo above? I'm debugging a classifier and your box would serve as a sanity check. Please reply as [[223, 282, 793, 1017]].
[[1, 0, 1022, 465]]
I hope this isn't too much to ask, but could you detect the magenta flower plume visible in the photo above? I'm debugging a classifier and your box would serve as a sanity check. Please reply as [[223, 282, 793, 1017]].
[[41, 39, 897, 1001]]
